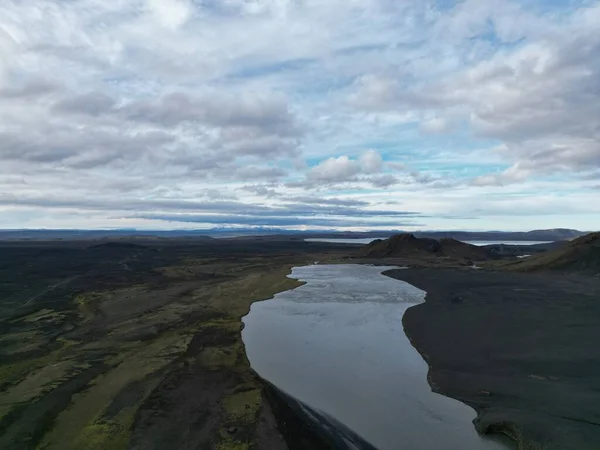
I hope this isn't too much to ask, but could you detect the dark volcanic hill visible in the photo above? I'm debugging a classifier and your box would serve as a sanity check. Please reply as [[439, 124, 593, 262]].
[[414, 228, 585, 242], [509, 232, 600, 272], [358, 233, 490, 262]]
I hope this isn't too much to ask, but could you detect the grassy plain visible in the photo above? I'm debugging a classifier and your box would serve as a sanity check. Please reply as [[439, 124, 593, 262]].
[[0, 238, 352, 450]]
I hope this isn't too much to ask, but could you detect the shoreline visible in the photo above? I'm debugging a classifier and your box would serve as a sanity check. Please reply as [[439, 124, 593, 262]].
[[241, 264, 375, 450], [244, 263, 505, 450], [261, 380, 378, 450], [234, 266, 331, 450], [398, 299, 518, 447], [384, 267, 600, 450], [0, 240, 357, 450]]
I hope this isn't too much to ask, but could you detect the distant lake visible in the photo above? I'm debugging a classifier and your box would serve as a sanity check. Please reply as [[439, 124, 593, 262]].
[[306, 238, 552, 246], [305, 237, 390, 245], [465, 240, 551, 246], [243, 265, 510, 450]]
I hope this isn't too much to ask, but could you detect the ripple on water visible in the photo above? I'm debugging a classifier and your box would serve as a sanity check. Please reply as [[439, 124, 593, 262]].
[[242, 264, 510, 450]]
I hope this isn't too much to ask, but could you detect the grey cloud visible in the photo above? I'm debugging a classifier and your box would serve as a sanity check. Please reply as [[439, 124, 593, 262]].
[[239, 185, 280, 197], [4, 0, 597, 230], [121, 93, 203, 127], [0, 195, 270, 214], [0, 79, 58, 99], [7, 88, 304, 174], [473, 139, 600, 186], [48, 90, 300, 142], [520, 140, 600, 172], [369, 174, 398, 188], [1, 89, 300, 175], [350, 6, 600, 183], [0, 187, 424, 228], [387, 162, 406, 171], [234, 166, 287, 181], [407, 171, 461, 189], [0, 193, 421, 220], [52, 92, 117, 116], [0, 133, 75, 163], [121, 92, 300, 136], [580, 171, 600, 181], [0, 128, 174, 168], [132, 213, 420, 228], [224, 135, 298, 158], [292, 168, 450, 190], [381, 164, 461, 189], [31, 43, 114, 71], [277, 204, 419, 218], [193, 189, 238, 201], [283, 196, 369, 207], [165, 150, 230, 172]]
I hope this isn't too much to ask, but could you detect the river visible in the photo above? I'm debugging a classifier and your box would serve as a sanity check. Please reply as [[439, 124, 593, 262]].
[[242, 264, 510, 450]]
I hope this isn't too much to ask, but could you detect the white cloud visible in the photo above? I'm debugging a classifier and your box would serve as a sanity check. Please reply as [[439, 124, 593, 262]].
[[1, 0, 599, 230], [308, 150, 386, 184], [360, 149, 383, 173], [350, 3, 600, 185], [0, 25, 18, 87], [473, 163, 531, 187], [309, 156, 361, 182], [420, 117, 448, 134], [146, 0, 193, 30]]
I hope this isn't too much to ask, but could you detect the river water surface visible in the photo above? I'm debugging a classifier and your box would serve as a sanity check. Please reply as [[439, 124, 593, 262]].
[[242, 264, 509, 450]]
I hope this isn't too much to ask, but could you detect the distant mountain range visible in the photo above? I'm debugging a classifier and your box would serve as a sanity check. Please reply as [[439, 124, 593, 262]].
[[0, 227, 589, 241], [304, 228, 587, 241], [0, 229, 216, 240]]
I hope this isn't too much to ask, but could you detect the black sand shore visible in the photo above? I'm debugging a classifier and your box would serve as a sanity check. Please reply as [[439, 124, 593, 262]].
[[385, 268, 600, 450], [263, 382, 377, 450]]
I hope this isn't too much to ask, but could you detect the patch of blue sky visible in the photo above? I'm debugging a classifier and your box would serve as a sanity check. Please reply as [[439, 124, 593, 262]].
[[224, 58, 318, 80], [333, 43, 392, 56], [433, 0, 579, 14], [520, 0, 583, 14], [431, 0, 463, 13], [468, 22, 528, 48], [356, 132, 498, 158], [292, 76, 358, 97], [216, 66, 357, 99], [190, 0, 242, 17]]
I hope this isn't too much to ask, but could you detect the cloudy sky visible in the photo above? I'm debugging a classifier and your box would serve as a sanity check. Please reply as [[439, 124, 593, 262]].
[[1, 0, 599, 231]]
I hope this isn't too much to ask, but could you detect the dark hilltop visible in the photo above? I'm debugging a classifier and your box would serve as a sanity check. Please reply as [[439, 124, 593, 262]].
[[357, 233, 491, 264], [505, 231, 600, 272]]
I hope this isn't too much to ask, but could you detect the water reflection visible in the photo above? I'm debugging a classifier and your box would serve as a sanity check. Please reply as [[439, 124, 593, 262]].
[[243, 264, 509, 450]]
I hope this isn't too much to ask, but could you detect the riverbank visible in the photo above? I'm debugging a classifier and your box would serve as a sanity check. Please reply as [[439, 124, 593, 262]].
[[262, 381, 380, 450], [384, 268, 600, 450], [0, 239, 354, 449], [243, 264, 509, 450]]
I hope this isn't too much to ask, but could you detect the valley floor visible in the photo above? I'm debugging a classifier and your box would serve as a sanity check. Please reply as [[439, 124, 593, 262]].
[[0, 238, 352, 450], [385, 268, 600, 450], [3, 237, 599, 450]]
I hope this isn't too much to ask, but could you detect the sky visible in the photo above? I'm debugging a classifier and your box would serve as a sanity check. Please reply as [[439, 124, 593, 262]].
[[1, 0, 599, 231]]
